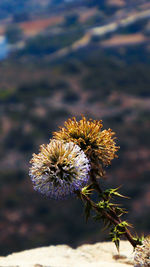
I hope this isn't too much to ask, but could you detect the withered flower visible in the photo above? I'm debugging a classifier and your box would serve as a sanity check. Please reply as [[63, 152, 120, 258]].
[[53, 116, 119, 175], [134, 236, 150, 267]]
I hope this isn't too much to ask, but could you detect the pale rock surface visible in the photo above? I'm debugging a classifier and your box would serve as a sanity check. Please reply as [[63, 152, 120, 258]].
[[0, 241, 135, 267]]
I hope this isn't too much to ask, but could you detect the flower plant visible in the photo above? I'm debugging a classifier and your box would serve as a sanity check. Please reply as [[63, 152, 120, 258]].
[[29, 116, 149, 266]]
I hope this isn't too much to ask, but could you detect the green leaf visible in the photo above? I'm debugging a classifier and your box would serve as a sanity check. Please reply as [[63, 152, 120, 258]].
[[109, 221, 132, 252], [97, 201, 106, 209], [93, 214, 102, 222], [102, 219, 112, 231], [115, 207, 127, 217], [113, 237, 120, 252], [81, 185, 93, 196], [84, 201, 92, 223], [133, 234, 145, 246], [118, 221, 132, 229], [103, 187, 129, 200]]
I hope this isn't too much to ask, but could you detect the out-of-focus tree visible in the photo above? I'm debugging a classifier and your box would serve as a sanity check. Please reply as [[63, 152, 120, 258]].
[[51, 0, 63, 5], [64, 14, 79, 27], [13, 12, 30, 23], [86, 0, 106, 9], [5, 25, 23, 44]]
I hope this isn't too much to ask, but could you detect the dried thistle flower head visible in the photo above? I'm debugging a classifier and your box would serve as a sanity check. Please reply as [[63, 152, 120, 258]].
[[29, 139, 90, 199], [53, 116, 119, 175], [134, 236, 150, 267]]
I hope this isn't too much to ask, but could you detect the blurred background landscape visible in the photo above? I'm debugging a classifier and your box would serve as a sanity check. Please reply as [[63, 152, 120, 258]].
[[0, 0, 150, 255]]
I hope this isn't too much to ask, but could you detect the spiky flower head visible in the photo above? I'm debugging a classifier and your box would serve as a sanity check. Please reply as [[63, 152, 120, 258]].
[[29, 139, 90, 199], [134, 236, 150, 267], [53, 116, 119, 176]]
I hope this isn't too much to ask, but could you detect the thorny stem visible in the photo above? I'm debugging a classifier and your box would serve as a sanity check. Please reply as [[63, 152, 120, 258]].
[[81, 193, 120, 225], [85, 170, 138, 248], [81, 192, 137, 248], [90, 169, 120, 221]]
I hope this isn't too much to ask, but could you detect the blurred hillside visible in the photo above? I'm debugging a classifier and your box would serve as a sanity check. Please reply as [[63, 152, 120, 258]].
[[0, 0, 150, 256]]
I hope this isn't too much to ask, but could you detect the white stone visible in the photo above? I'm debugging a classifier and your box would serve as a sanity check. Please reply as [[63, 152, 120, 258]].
[[0, 241, 134, 267]]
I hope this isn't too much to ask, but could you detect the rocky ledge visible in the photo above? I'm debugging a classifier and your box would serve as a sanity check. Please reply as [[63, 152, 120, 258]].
[[0, 241, 134, 267]]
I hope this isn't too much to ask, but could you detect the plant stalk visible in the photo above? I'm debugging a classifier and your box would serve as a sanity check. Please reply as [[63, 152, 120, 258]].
[[83, 168, 138, 248], [81, 192, 137, 248]]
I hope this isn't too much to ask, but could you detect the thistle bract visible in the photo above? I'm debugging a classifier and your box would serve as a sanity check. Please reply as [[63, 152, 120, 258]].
[[29, 140, 90, 199], [134, 236, 150, 267]]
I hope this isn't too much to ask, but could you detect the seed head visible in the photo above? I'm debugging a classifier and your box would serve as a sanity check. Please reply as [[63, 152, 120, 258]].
[[53, 116, 119, 176], [134, 236, 150, 267], [29, 139, 90, 199]]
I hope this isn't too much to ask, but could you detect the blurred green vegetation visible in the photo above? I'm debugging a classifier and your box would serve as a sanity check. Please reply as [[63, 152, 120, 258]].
[[5, 25, 23, 44], [64, 14, 79, 27], [17, 30, 83, 57], [1, 4, 150, 256]]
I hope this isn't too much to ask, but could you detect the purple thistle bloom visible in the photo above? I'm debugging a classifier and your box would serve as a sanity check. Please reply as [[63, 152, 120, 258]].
[[29, 140, 90, 200]]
